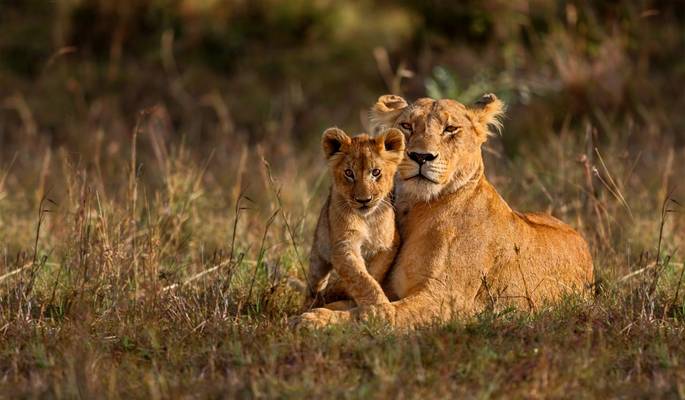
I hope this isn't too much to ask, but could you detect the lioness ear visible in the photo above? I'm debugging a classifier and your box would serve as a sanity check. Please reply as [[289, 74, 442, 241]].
[[321, 127, 351, 159], [376, 128, 405, 163], [469, 93, 505, 136], [369, 95, 408, 135]]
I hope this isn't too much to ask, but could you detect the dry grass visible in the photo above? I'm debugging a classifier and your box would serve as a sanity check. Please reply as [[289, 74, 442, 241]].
[[1, 1, 684, 398]]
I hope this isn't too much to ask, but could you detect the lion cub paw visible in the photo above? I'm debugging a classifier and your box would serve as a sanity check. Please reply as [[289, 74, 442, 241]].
[[292, 308, 348, 330]]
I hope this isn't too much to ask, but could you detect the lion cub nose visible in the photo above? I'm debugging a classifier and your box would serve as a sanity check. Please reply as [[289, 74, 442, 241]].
[[408, 152, 438, 165], [355, 197, 372, 205]]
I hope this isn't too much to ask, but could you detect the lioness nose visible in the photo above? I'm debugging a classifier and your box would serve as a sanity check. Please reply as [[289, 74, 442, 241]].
[[355, 197, 372, 205], [408, 152, 438, 165]]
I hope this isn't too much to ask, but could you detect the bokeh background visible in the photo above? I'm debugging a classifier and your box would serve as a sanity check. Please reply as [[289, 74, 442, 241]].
[[1, 1, 684, 397], [2, 0, 683, 252], [2, 0, 684, 232]]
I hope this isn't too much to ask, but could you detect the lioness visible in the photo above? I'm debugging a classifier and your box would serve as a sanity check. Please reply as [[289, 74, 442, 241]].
[[305, 127, 404, 308], [298, 94, 594, 329]]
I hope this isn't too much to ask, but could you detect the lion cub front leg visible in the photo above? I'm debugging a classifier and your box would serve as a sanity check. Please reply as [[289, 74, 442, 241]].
[[321, 238, 396, 310], [331, 243, 390, 306]]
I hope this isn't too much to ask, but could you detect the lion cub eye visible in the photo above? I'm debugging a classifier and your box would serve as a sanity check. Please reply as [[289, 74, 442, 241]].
[[344, 169, 354, 179], [400, 122, 413, 132], [444, 125, 461, 134], [371, 168, 381, 177]]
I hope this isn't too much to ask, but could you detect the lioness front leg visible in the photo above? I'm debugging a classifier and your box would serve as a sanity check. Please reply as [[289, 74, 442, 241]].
[[331, 245, 390, 306], [361, 287, 477, 328], [302, 289, 473, 329]]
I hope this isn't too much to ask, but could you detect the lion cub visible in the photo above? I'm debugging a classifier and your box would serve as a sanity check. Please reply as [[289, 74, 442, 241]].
[[306, 127, 405, 308]]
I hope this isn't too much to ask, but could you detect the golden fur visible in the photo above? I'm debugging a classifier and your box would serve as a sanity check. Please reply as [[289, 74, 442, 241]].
[[297, 94, 594, 329], [305, 127, 404, 307]]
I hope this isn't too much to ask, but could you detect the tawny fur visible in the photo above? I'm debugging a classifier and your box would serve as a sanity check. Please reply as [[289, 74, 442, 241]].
[[298, 94, 594, 329], [306, 127, 405, 308]]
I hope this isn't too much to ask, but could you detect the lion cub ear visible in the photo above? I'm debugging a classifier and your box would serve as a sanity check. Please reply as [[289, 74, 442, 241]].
[[376, 128, 405, 164], [369, 95, 408, 135], [321, 127, 351, 159], [469, 93, 505, 136]]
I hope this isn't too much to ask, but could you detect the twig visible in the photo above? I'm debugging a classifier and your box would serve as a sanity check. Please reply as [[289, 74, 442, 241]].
[[671, 262, 685, 312], [127, 108, 157, 287], [649, 193, 676, 295], [514, 245, 535, 311], [129, 109, 151, 294], [42, 46, 77, 74], [246, 209, 279, 305], [617, 260, 685, 284], [578, 136, 609, 247], [223, 191, 249, 293], [162, 255, 244, 292], [593, 148, 633, 219], [617, 261, 657, 283], [25, 195, 54, 296], [0, 261, 33, 283], [0, 153, 18, 198], [372, 47, 414, 94]]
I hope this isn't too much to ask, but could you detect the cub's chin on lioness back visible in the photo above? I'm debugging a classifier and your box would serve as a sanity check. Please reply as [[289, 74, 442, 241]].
[[303, 127, 405, 310]]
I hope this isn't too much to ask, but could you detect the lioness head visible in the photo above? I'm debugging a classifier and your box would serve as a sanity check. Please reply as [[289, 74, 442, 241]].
[[370, 94, 505, 201], [322, 127, 405, 215]]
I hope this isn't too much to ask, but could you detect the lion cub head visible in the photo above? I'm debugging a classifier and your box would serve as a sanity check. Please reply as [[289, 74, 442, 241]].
[[369, 94, 505, 201], [322, 127, 405, 215]]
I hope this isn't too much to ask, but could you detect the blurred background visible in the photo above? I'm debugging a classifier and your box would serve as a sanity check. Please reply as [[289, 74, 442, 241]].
[[0, 0, 684, 285]]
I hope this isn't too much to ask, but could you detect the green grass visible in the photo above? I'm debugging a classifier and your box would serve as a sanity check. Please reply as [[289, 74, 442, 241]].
[[0, 126, 682, 397], [2, 287, 684, 397]]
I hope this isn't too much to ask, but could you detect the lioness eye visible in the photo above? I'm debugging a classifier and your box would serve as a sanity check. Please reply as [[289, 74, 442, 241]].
[[444, 125, 460, 133], [344, 169, 354, 178], [400, 122, 412, 131], [371, 168, 381, 177]]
